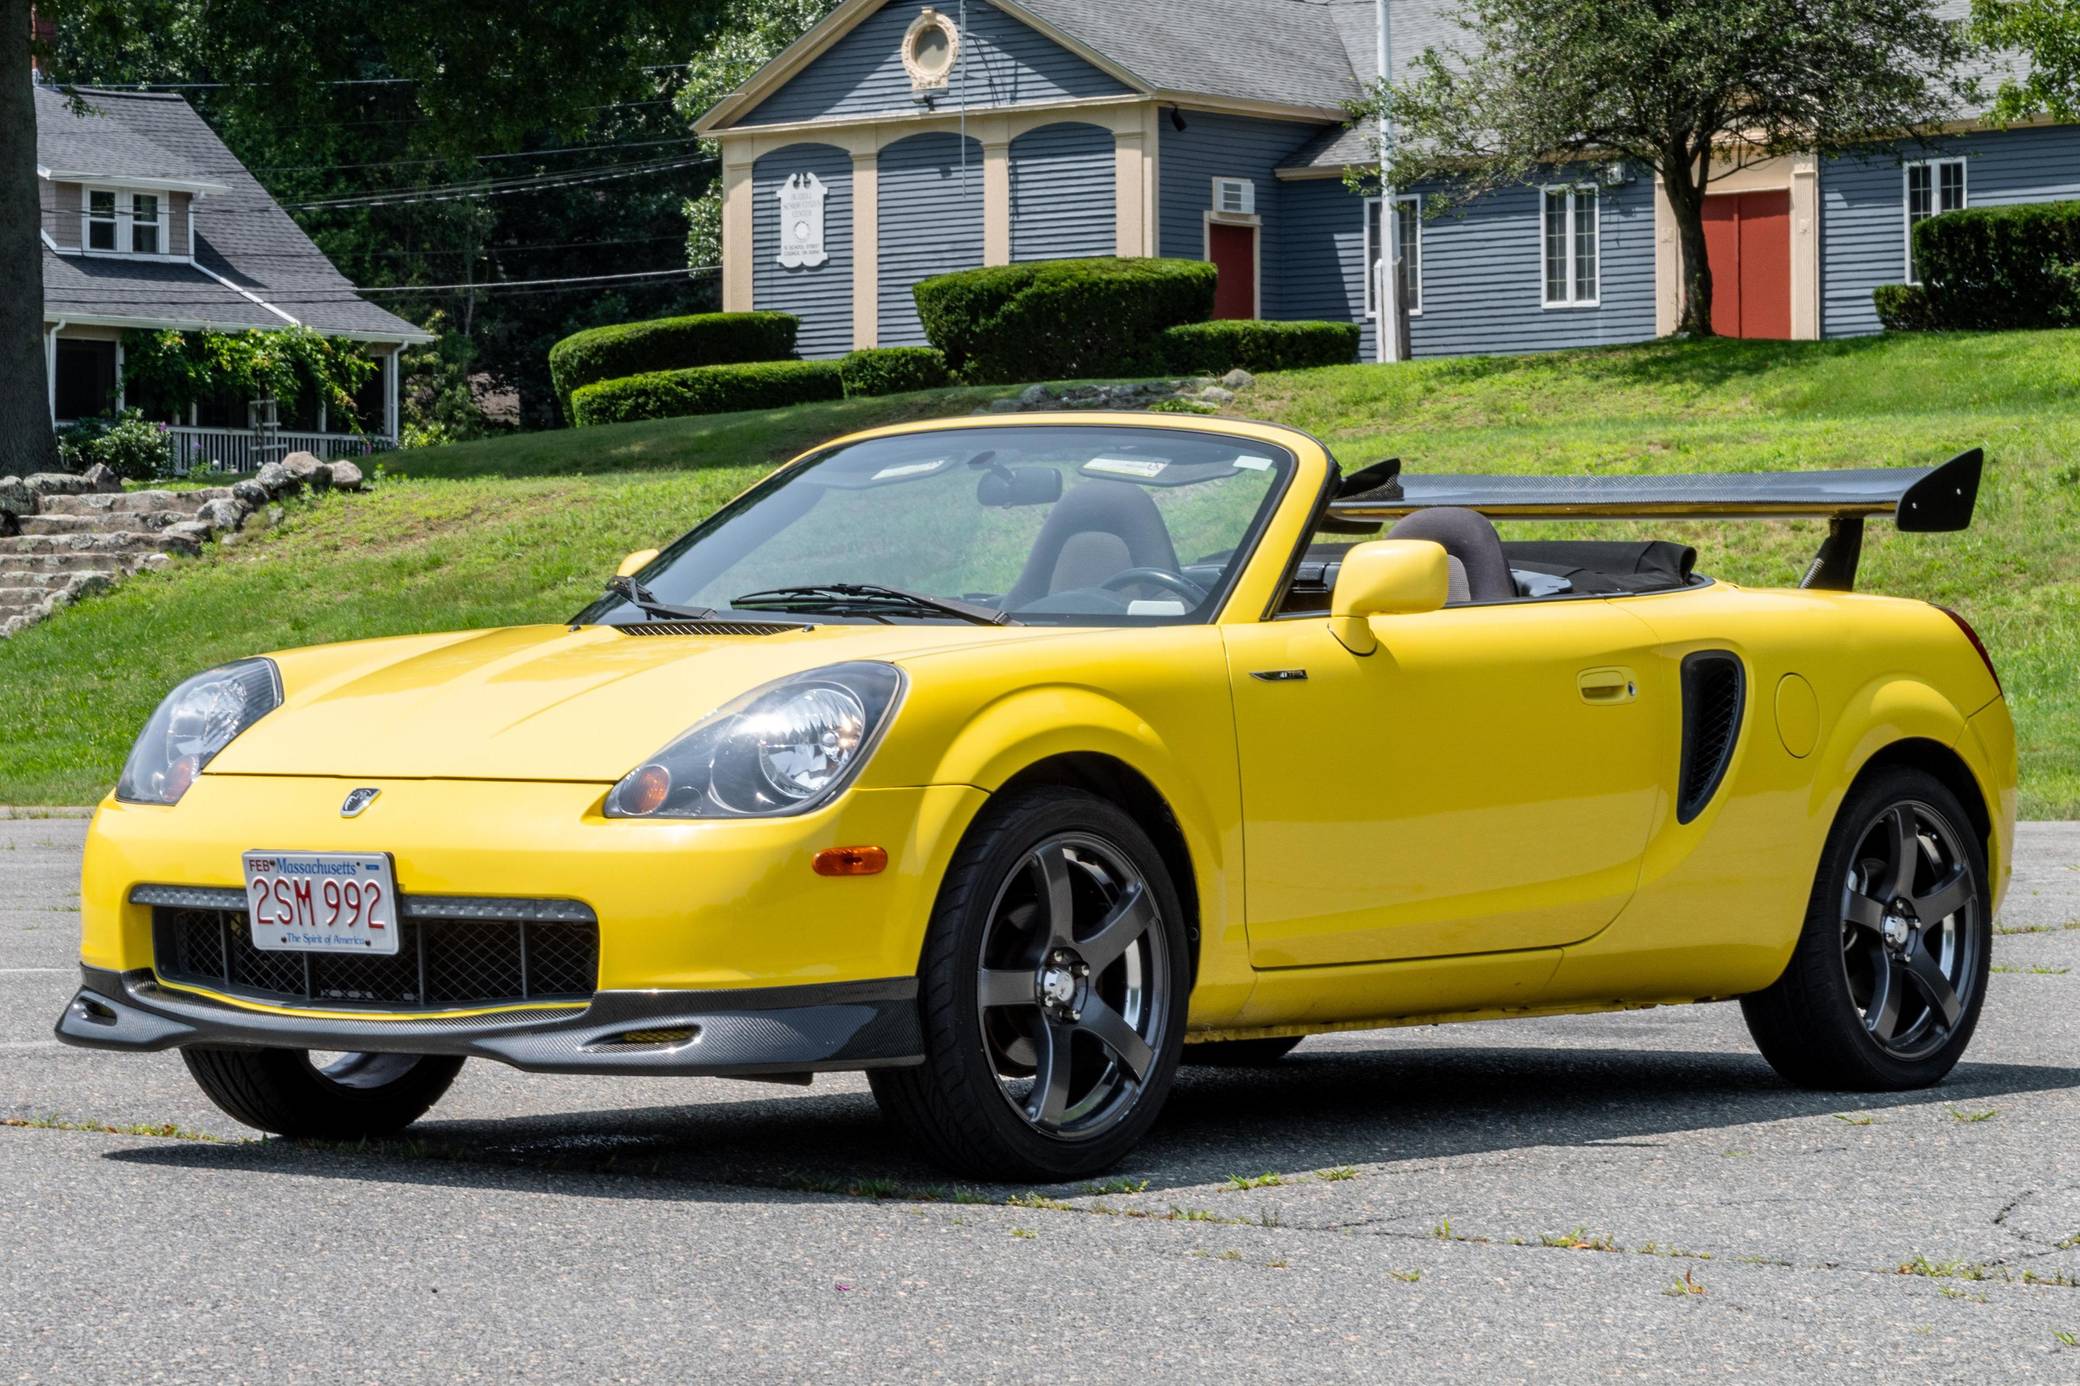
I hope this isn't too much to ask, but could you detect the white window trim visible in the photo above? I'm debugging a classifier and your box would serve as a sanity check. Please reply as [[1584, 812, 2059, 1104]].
[[1363, 193, 1423, 318], [1539, 183, 1601, 309], [77, 185, 182, 263], [1903, 156, 1967, 285]]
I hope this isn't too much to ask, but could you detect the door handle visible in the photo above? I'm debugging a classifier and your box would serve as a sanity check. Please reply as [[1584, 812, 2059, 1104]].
[[1577, 667, 1638, 704]]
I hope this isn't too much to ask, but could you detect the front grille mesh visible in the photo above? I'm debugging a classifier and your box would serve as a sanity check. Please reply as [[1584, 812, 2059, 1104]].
[[154, 906, 598, 1010]]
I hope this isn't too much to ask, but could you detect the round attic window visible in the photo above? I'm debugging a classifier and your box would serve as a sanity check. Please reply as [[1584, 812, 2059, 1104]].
[[903, 8, 959, 92]]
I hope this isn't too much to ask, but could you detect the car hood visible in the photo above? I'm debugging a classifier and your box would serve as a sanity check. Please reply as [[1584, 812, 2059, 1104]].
[[205, 621, 1055, 783]]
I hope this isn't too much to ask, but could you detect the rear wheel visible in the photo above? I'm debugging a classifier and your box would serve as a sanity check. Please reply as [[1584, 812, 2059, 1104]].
[[1185, 1036, 1303, 1066], [1742, 767, 1989, 1090], [182, 1047, 464, 1140], [870, 787, 1188, 1180]]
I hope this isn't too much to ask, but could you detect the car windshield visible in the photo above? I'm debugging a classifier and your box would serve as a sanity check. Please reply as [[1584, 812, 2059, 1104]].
[[582, 425, 1296, 627]]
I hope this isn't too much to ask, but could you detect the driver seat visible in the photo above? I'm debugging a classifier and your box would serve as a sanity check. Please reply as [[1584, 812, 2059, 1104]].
[[1004, 481, 1179, 608]]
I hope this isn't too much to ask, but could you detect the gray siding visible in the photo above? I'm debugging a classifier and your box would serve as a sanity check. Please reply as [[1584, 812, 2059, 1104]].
[[1010, 121, 1115, 261], [1821, 125, 2080, 338], [170, 190, 191, 257], [878, 132, 985, 346], [753, 143, 855, 359], [1278, 169, 1656, 359], [44, 180, 79, 250], [1157, 111, 1322, 317], [741, 0, 1128, 128]]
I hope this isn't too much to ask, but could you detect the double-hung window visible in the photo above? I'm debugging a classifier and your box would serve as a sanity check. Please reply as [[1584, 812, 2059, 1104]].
[[1365, 194, 1422, 316], [1541, 184, 1599, 307], [1905, 158, 1965, 283], [80, 189, 166, 257]]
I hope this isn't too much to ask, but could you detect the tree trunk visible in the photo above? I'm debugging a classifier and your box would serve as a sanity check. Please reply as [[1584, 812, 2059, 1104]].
[[1663, 170, 1716, 338], [2, 0, 59, 478]]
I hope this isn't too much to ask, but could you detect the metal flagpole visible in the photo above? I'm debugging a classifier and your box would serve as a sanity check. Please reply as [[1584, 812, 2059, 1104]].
[[1377, 0, 1407, 363]]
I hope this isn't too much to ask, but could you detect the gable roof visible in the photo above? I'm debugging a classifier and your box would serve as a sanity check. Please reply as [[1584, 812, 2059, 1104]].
[[37, 87, 429, 343]]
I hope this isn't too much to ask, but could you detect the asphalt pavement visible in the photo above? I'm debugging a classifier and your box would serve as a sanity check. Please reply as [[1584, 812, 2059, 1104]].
[[4, 813, 2079, 1383]]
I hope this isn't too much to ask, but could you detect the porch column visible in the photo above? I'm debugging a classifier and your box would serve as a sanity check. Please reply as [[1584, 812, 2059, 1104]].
[[45, 324, 59, 422], [722, 141, 756, 313], [982, 138, 1012, 266], [1791, 154, 1820, 341], [852, 145, 879, 349], [114, 337, 125, 412], [1114, 127, 1150, 258], [384, 347, 400, 442]]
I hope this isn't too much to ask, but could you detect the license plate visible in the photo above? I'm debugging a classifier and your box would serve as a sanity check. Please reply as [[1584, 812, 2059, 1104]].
[[242, 851, 400, 955]]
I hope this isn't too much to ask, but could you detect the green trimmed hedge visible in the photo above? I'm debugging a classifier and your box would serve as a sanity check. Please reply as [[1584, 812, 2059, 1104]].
[[548, 311, 799, 416], [913, 257, 1217, 383], [1158, 319, 1361, 373], [1873, 283, 1939, 332], [1905, 201, 2080, 330], [840, 346, 950, 397], [569, 360, 841, 427]]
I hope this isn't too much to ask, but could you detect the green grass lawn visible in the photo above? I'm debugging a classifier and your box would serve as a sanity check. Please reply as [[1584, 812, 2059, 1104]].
[[3, 331, 2074, 814]]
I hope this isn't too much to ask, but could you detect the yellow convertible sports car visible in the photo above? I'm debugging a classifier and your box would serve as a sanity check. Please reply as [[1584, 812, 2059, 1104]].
[[56, 415, 2012, 1178]]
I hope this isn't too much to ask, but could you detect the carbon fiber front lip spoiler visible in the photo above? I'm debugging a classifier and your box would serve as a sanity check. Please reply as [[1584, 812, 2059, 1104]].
[[54, 966, 923, 1077]]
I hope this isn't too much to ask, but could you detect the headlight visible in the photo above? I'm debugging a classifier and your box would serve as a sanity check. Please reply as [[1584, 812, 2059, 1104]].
[[115, 658, 282, 806], [606, 662, 906, 819]]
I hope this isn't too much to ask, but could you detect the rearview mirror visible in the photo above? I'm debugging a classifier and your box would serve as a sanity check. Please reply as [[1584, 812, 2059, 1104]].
[[1328, 539, 1448, 654], [976, 467, 1063, 508], [616, 548, 660, 578]]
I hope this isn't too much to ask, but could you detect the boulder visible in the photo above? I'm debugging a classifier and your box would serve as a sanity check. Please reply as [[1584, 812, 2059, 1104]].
[[197, 498, 245, 532], [987, 397, 1022, 413], [25, 472, 90, 496], [282, 452, 334, 491], [164, 520, 214, 547], [231, 479, 270, 508], [80, 462, 124, 493], [0, 476, 34, 517], [254, 461, 298, 498], [1018, 384, 1055, 406], [1198, 386, 1236, 405], [328, 460, 366, 492], [135, 553, 174, 573], [1220, 368, 1256, 391]]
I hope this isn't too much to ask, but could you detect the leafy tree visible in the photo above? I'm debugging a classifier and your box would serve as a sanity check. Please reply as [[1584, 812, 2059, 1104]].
[[1971, 0, 2080, 122], [3, 0, 60, 476], [676, 0, 840, 270], [1352, 0, 1979, 336]]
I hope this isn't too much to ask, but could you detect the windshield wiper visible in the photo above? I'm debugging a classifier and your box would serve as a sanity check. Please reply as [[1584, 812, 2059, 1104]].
[[731, 583, 1017, 627], [603, 574, 718, 622]]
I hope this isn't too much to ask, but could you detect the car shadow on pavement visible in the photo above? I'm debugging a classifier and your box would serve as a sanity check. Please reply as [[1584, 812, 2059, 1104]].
[[103, 1041, 2080, 1200]]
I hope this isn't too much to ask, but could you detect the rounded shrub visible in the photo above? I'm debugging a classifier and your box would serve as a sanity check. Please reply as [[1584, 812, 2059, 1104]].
[[1872, 283, 1938, 332], [913, 257, 1217, 383], [549, 311, 799, 416], [1910, 201, 2080, 330], [55, 410, 174, 480], [1158, 320, 1361, 374], [840, 346, 951, 397], [569, 360, 843, 428]]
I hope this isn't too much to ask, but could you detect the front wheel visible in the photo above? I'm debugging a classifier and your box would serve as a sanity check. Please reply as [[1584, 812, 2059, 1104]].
[[870, 787, 1189, 1180], [182, 1047, 464, 1140], [1741, 767, 1990, 1091]]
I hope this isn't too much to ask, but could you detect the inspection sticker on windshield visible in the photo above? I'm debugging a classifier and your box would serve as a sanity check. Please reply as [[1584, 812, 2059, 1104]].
[[871, 459, 947, 481], [1085, 457, 1168, 479], [243, 851, 400, 955], [1232, 454, 1276, 471]]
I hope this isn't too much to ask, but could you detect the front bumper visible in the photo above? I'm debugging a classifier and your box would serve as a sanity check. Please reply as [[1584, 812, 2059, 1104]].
[[55, 965, 923, 1076]]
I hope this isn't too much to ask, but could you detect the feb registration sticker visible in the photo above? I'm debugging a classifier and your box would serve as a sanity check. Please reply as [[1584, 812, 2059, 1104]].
[[243, 851, 400, 955]]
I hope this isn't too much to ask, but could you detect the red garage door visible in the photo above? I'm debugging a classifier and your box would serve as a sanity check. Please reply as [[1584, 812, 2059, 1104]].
[[1702, 191, 1791, 339]]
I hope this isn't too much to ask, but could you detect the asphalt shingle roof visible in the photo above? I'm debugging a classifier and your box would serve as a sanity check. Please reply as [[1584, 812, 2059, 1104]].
[[37, 87, 425, 341]]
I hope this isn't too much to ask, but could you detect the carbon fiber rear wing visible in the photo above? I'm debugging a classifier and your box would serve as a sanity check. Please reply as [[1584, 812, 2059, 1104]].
[[1329, 448, 1983, 591]]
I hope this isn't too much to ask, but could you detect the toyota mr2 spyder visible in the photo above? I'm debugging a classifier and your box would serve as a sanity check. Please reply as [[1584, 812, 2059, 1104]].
[[57, 415, 2013, 1178]]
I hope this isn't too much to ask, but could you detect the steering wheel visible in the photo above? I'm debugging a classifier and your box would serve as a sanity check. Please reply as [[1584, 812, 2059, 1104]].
[[1099, 566, 1210, 606]]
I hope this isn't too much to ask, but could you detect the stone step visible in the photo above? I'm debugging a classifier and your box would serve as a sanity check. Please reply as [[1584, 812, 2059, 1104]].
[[0, 531, 185, 557], [0, 568, 121, 594], [0, 550, 154, 575], [17, 510, 185, 537], [35, 491, 188, 516]]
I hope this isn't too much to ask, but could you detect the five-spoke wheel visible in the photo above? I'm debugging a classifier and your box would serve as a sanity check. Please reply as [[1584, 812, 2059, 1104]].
[[870, 787, 1188, 1179], [1743, 767, 1989, 1091]]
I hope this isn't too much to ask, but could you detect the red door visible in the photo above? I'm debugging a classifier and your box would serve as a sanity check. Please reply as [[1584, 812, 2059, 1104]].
[[1208, 222, 1258, 319], [1702, 191, 1791, 339]]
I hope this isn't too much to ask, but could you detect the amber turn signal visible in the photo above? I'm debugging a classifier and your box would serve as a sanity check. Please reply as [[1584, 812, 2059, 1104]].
[[812, 845, 888, 877]]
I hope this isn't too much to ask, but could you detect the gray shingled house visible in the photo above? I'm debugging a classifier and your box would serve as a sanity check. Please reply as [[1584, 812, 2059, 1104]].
[[697, 0, 2066, 362], [36, 84, 431, 469]]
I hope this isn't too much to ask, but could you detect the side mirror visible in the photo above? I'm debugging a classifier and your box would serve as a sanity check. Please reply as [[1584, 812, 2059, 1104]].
[[1328, 539, 1448, 654], [616, 548, 660, 579]]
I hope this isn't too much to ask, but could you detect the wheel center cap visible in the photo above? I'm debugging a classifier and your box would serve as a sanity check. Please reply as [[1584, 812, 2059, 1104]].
[[1040, 966, 1079, 1005], [1882, 913, 1913, 948]]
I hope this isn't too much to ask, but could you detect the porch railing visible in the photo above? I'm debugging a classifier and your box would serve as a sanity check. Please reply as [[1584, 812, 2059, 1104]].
[[165, 427, 396, 477]]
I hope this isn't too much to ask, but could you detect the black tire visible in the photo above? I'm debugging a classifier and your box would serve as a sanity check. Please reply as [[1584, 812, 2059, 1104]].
[[870, 786, 1190, 1180], [182, 1047, 464, 1140], [1741, 766, 1990, 1091], [1184, 1036, 1303, 1066]]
